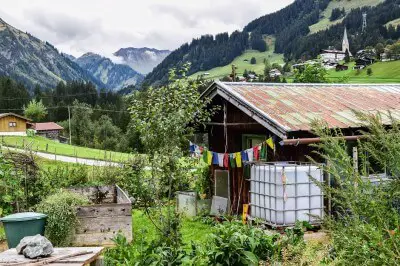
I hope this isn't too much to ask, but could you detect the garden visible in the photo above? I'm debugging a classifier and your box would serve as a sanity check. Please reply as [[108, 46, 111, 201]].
[[1, 68, 400, 265]]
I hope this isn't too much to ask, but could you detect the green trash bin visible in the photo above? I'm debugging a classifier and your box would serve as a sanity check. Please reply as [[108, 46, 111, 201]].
[[0, 212, 47, 248]]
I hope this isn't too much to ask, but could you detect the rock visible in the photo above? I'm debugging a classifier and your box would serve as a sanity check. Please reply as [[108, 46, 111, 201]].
[[16, 235, 53, 259]]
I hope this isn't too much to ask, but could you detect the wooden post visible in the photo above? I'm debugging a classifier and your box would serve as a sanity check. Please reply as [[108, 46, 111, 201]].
[[353, 146, 358, 174], [46, 143, 48, 152]]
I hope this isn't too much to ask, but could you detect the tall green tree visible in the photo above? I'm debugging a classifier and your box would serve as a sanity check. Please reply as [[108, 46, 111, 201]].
[[69, 100, 93, 146], [294, 63, 329, 83], [23, 99, 48, 122]]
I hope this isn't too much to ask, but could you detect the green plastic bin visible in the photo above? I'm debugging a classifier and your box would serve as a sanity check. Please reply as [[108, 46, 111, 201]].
[[0, 212, 47, 248]]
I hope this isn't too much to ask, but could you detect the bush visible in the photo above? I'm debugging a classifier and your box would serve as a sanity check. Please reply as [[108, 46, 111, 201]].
[[367, 68, 373, 76], [190, 221, 280, 265], [36, 190, 89, 246], [250, 57, 257, 64]]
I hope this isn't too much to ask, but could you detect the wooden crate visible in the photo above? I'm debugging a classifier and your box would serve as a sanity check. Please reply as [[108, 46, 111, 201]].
[[69, 185, 132, 246]]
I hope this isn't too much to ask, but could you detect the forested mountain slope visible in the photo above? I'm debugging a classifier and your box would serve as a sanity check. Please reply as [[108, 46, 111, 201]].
[[0, 18, 106, 90], [144, 0, 400, 85]]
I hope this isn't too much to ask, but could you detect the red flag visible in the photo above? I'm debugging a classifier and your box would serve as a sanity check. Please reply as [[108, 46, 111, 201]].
[[223, 153, 229, 168], [253, 146, 259, 160]]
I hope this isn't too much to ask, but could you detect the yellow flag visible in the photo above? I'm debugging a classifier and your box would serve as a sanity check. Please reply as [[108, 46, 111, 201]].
[[266, 137, 275, 150], [207, 151, 212, 165], [235, 152, 242, 168]]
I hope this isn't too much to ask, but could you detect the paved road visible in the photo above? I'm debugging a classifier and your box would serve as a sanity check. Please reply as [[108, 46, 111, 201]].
[[3, 146, 121, 167]]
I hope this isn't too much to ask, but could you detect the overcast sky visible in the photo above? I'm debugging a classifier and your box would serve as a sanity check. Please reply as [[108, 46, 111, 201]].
[[1, 0, 293, 58]]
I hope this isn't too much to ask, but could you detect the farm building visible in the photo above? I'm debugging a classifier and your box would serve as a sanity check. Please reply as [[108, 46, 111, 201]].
[[0, 113, 31, 136], [32, 122, 64, 140], [198, 82, 400, 215]]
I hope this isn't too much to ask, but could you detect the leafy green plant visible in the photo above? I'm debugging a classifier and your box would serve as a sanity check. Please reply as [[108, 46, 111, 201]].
[[190, 221, 279, 265], [309, 113, 400, 265], [36, 190, 89, 246]]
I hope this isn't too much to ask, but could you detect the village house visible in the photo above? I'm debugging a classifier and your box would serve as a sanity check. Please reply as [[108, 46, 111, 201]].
[[269, 69, 282, 78], [199, 81, 400, 214], [0, 113, 31, 136], [31, 122, 64, 140]]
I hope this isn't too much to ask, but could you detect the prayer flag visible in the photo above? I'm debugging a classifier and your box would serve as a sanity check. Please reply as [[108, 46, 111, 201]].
[[223, 153, 229, 168], [260, 142, 266, 160], [246, 148, 254, 162], [266, 137, 275, 150], [212, 152, 219, 165], [241, 150, 249, 162], [253, 146, 259, 161], [235, 152, 242, 168], [217, 153, 224, 167], [229, 154, 236, 168], [202, 150, 208, 164], [207, 151, 212, 165]]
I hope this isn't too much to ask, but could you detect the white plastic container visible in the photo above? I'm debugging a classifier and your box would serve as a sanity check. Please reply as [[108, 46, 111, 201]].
[[249, 163, 324, 226]]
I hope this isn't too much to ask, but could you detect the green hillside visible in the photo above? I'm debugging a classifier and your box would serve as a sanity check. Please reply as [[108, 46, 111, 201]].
[[191, 36, 283, 80], [386, 18, 400, 28], [326, 61, 400, 83], [309, 0, 384, 34]]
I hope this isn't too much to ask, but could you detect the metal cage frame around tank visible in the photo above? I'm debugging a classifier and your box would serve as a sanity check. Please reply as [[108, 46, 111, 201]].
[[247, 161, 326, 227]]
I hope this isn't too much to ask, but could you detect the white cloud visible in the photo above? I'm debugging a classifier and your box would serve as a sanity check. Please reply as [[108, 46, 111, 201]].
[[1, 0, 294, 58]]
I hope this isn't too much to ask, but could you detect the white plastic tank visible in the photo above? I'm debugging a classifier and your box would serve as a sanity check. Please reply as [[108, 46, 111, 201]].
[[249, 163, 324, 226]]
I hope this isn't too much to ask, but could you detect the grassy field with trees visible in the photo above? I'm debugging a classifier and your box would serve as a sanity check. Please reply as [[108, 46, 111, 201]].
[[1, 136, 131, 162]]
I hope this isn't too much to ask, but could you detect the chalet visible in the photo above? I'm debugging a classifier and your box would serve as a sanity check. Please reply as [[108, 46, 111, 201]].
[[32, 122, 64, 140], [0, 113, 31, 136], [269, 69, 282, 78], [200, 82, 400, 213], [320, 49, 346, 62]]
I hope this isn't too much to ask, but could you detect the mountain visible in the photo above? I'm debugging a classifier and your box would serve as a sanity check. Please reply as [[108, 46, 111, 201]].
[[0, 18, 106, 89], [144, 0, 400, 85], [75, 52, 144, 90], [114, 47, 170, 75]]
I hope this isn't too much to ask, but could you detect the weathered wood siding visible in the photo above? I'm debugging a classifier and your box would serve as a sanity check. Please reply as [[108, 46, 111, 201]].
[[69, 185, 132, 246], [0, 115, 27, 132]]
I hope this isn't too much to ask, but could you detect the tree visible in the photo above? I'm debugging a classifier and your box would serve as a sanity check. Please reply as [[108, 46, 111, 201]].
[[344, 49, 351, 63], [69, 100, 93, 146], [294, 63, 329, 83], [250, 57, 257, 64], [375, 43, 385, 60], [23, 99, 48, 122], [283, 62, 292, 73], [93, 115, 122, 151], [367, 68, 373, 76]]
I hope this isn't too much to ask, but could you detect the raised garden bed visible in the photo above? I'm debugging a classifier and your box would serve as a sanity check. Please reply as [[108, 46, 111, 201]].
[[68, 185, 132, 246]]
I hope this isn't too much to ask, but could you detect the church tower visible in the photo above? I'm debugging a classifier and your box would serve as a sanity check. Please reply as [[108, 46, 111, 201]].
[[342, 27, 352, 56]]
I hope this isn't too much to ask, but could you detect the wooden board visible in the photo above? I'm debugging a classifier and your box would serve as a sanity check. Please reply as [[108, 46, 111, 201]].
[[76, 204, 131, 218], [68, 186, 116, 204], [0, 247, 104, 265]]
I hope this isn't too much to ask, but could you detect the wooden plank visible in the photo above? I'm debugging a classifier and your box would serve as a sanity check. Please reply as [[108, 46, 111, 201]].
[[0, 247, 103, 265], [68, 186, 116, 204], [76, 204, 131, 217], [76, 216, 132, 234], [73, 230, 132, 246]]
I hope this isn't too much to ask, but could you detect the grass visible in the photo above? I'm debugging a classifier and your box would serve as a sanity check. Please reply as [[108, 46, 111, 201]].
[[191, 36, 284, 80], [0, 136, 132, 162], [309, 0, 384, 34], [132, 210, 212, 248], [386, 18, 400, 28], [326, 60, 400, 83], [0, 226, 5, 242]]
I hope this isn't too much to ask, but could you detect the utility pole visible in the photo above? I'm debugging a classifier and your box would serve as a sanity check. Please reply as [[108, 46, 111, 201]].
[[362, 12, 367, 33], [68, 105, 72, 145]]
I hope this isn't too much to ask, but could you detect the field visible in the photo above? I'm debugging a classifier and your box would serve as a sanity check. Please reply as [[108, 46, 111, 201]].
[[309, 0, 384, 34], [191, 36, 284, 80], [326, 61, 400, 83], [0, 136, 131, 162]]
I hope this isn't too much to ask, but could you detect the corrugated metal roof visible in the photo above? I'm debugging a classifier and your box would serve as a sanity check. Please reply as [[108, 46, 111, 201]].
[[216, 82, 400, 132]]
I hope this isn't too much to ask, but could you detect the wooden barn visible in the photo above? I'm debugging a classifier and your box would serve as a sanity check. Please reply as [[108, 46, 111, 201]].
[[0, 113, 31, 136], [199, 82, 400, 213], [33, 122, 64, 140]]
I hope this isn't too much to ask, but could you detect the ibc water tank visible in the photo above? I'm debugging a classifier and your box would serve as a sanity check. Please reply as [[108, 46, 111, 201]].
[[249, 163, 324, 226]]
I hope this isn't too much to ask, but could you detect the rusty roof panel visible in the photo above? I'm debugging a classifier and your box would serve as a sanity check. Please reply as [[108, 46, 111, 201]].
[[219, 82, 400, 132]]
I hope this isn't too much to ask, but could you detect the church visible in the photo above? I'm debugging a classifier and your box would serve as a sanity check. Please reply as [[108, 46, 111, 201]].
[[320, 27, 351, 63]]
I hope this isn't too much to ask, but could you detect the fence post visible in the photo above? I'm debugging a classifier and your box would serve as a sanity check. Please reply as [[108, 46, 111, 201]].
[[55, 148, 57, 161], [46, 144, 48, 152]]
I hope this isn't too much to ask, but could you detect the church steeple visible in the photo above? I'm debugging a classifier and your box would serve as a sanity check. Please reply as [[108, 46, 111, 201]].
[[342, 27, 352, 56]]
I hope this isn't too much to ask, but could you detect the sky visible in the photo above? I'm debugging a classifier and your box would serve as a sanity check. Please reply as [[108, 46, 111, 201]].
[[0, 0, 294, 58]]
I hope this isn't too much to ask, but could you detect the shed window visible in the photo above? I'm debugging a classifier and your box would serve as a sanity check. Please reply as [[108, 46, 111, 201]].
[[8, 122, 17, 127]]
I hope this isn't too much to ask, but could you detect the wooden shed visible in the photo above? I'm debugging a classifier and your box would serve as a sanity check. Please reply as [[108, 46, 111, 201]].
[[0, 113, 31, 136], [200, 82, 400, 214]]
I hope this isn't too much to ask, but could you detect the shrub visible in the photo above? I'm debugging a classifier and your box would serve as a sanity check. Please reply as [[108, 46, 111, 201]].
[[367, 68, 373, 76], [36, 190, 89, 246], [250, 57, 257, 64], [191, 221, 280, 265]]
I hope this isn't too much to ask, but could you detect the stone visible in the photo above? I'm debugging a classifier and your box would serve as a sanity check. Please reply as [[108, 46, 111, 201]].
[[16, 234, 54, 259], [210, 196, 228, 216]]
